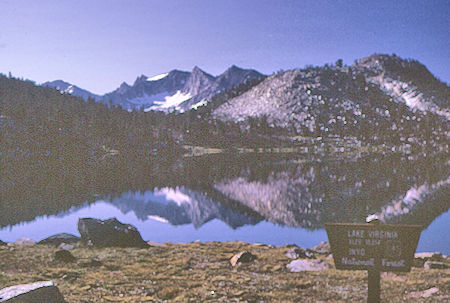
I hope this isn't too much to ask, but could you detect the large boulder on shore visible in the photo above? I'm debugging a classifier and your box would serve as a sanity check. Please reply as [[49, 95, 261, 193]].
[[0, 281, 66, 302], [78, 217, 148, 248], [286, 259, 330, 272], [38, 233, 80, 247]]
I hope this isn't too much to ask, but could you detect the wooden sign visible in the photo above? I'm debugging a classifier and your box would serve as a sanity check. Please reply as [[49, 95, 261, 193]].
[[325, 223, 422, 272]]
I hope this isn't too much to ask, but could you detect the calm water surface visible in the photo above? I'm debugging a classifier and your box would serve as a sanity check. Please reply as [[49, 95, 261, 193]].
[[1, 152, 448, 253]]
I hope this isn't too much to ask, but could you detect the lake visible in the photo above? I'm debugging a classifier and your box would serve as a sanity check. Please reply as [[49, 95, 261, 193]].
[[1, 151, 449, 254]]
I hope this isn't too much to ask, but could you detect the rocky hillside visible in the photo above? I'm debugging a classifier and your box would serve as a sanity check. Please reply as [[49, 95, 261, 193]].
[[212, 54, 449, 143]]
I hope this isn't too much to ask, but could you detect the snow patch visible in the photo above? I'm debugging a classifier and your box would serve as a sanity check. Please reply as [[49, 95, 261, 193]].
[[127, 91, 170, 106], [148, 215, 169, 224], [144, 91, 191, 112], [147, 73, 169, 81], [191, 99, 208, 110], [369, 75, 450, 119], [154, 187, 192, 207]]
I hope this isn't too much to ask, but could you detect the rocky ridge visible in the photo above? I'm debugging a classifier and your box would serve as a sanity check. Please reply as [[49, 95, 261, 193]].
[[45, 66, 263, 112], [212, 54, 449, 141]]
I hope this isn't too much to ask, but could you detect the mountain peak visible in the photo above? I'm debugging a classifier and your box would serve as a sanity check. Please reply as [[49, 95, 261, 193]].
[[134, 74, 148, 85], [191, 66, 212, 76]]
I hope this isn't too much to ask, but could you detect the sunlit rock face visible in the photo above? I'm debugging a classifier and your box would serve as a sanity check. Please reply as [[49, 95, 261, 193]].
[[213, 54, 449, 140]]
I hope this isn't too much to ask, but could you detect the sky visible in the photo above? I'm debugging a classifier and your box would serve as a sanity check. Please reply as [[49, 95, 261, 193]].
[[0, 0, 448, 95]]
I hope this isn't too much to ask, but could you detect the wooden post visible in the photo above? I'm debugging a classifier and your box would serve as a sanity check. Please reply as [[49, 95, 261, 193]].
[[367, 219, 381, 303], [368, 267, 380, 303]]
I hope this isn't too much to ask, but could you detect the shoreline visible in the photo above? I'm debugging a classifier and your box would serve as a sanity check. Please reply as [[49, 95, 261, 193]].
[[1, 238, 448, 302]]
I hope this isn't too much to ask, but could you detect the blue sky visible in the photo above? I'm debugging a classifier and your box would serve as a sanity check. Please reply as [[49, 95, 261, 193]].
[[0, 0, 448, 94]]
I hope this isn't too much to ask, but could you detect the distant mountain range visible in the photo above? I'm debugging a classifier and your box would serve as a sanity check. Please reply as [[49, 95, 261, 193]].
[[37, 53, 449, 148], [42, 65, 263, 112]]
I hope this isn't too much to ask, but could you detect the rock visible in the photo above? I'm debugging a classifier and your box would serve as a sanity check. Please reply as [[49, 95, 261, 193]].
[[0, 240, 7, 246], [58, 243, 75, 250], [414, 252, 445, 267], [55, 250, 76, 263], [38, 233, 80, 247], [311, 241, 330, 254], [0, 281, 66, 302], [285, 246, 315, 259], [424, 261, 448, 270], [230, 251, 257, 267], [286, 259, 330, 272], [414, 252, 444, 261], [15, 238, 35, 246], [147, 241, 167, 247], [78, 217, 148, 248], [408, 287, 439, 298]]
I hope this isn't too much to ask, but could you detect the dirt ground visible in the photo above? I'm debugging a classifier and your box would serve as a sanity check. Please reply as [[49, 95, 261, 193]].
[[0, 242, 448, 302]]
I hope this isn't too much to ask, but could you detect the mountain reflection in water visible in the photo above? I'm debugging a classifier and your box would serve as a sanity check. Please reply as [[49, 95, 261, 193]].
[[1, 152, 448, 245]]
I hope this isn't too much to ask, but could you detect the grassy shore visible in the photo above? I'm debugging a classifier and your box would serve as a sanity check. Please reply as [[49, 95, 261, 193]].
[[0, 241, 448, 302]]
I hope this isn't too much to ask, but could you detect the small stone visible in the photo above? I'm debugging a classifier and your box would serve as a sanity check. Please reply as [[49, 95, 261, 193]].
[[311, 241, 330, 254], [424, 261, 447, 270], [58, 243, 75, 250], [55, 250, 76, 263], [80, 285, 91, 291], [285, 246, 315, 259], [0, 281, 66, 302], [15, 238, 35, 246], [286, 259, 330, 272], [230, 251, 257, 267]]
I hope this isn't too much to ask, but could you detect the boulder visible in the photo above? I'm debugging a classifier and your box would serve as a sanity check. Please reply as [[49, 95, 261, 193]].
[[78, 217, 148, 248], [15, 238, 35, 246], [0, 281, 66, 302], [230, 251, 257, 267], [55, 250, 76, 263], [311, 241, 330, 255], [285, 246, 315, 259], [424, 261, 448, 270], [38, 233, 80, 247], [286, 259, 330, 272]]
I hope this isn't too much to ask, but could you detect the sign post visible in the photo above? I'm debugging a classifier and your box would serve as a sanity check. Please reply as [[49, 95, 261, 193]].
[[325, 222, 422, 303]]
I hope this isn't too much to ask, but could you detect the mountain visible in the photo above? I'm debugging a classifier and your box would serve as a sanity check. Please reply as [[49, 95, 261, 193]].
[[212, 54, 449, 142], [102, 69, 191, 111], [41, 80, 101, 101], [42, 66, 263, 112]]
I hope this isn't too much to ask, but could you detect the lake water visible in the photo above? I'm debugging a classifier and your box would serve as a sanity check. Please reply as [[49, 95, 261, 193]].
[[1, 152, 449, 254]]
